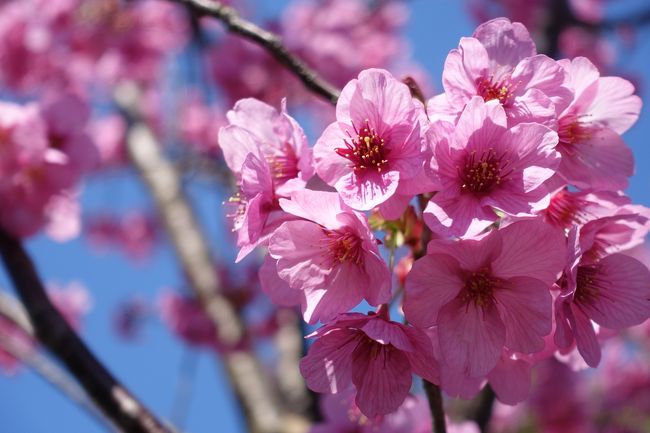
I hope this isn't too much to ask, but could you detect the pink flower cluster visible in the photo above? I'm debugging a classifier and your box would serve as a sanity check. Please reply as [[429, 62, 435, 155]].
[[0, 93, 98, 239], [0, 0, 187, 92], [219, 17, 649, 421]]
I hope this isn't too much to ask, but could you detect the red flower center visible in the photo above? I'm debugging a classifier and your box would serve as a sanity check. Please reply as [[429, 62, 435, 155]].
[[459, 148, 512, 195], [462, 269, 500, 307], [335, 119, 388, 174], [558, 113, 593, 149], [325, 229, 363, 266], [575, 265, 603, 305], [267, 142, 300, 186], [476, 76, 517, 106]]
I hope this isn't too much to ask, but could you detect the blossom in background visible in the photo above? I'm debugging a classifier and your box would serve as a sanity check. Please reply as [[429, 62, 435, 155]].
[[314, 69, 429, 217], [282, 0, 409, 88], [0, 94, 97, 240], [158, 291, 220, 351]]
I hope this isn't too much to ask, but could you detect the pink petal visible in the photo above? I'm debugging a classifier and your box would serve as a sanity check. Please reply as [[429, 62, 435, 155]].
[[472, 18, 536, 70], [404, 254, 464, 328], [258, 255, 302, 307], [487, 355, 531, 405], [579, 254, 650, 329], [495, 277, 552, 354], [569, 304, 601, 367], [589, 76, 642, 134], [492, 220, 566, 286], [300, 330, 357, 393], [442, 38, 489, 109], [438, 298, 506, 377], [351, 343, 412, 417], [558, 127, 634, 191]]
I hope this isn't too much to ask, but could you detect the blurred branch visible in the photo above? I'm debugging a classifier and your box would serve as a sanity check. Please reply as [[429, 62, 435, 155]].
[[0, 229, 173, 433], [117, 85, 309, 433], [467, 385, 496, 433], [0, 298, 111, 431], [171, 0, 341, 104], [274, 309, 314, 417], [424, 380, 447, 433]]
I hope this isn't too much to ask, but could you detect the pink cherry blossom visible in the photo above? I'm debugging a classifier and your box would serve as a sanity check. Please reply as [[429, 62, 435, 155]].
[[559, 27, 615, 71], [314, 69, 428, 214], [555, 225, 650, 367], [0, 95, 96, 239], [300, 310, 439, 418], [89, 114, 127, 168], [178, 92, 225, 157], [429, 17, 572, 126], [48, 281, 92, 331], [404, 220, 565, 378], [267, 189, 390, 324], [424, 97, 560, 238], [555, 56, 641, 190], [158, 291, 219, 351], [543, 188, 631, 230], [219, 98, 313, 261]]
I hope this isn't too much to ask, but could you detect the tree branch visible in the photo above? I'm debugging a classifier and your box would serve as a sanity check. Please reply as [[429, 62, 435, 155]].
[[0, 230, 174, 433], [423, 380, 447, 433], [117, 85, 308, 433], [467, 385, 496, 433], [0, 299, 111, 431], [171, 0, 341, 104]]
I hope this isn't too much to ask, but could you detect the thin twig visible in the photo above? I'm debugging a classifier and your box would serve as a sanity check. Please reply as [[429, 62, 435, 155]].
[[0, 229, 174, 433], [0, 327, 112, 431], [423, 380, 447, 433], [172, 0, 341, 104]]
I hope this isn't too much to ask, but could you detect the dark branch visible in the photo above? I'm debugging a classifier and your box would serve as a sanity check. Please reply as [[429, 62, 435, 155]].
[[424, 380, 447, 433], [467, 385, 496, 433], [172, 0, 341, 104], [0, 229, 173, 433]]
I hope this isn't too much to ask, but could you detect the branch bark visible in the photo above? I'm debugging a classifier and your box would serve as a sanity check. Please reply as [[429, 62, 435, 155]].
[[117, 85, 308, 433], [0, 296, 111, 431], [423, 380, 447, 433], [172, 0, 341, 104], [0, 230, 174, 433]]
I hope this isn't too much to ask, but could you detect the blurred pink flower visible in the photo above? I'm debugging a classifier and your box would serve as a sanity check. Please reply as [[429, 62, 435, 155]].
[[158, 291, 219, 351], [282, 0, 409, 88]]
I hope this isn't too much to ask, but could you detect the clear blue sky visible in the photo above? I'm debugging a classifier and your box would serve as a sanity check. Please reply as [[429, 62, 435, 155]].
[[0, 1, 649, 432]]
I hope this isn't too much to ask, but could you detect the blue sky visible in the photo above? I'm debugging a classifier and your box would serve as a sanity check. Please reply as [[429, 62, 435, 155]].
[[1, 1, 649, 432]]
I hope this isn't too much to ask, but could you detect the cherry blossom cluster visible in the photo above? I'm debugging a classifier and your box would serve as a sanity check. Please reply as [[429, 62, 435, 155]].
[[218, 17, 650, 423], [0, 94, 98, 240]]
